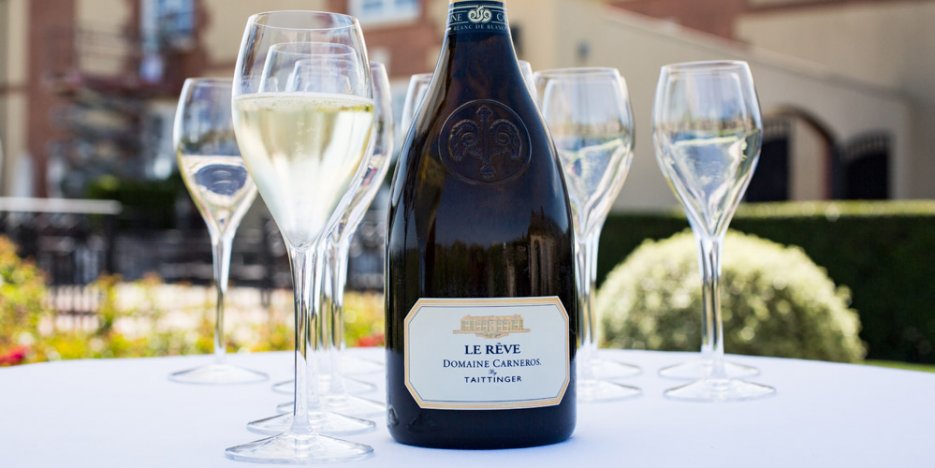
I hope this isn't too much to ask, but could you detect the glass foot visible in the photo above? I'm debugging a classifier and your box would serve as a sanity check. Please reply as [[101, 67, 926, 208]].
[[276, 394, 385, 418], [225, 430, 373, 464], [590, 355, 641, 379], [169, 363, 267, 385], [659, 358, 759, 380], [272, 376, 377, 396], [577, 378, 641, 403], [247, 410, 376, 436], [665, 377, 775, 402], [341, 355, 384, 375]]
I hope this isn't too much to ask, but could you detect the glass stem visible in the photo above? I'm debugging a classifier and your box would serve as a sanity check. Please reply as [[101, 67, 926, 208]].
[[698, 234, 727, 379], [316, 240, 334, 383], [325, 234, 350, 396], [574, 236, 595, 380], [286, 244, 321, 434], [210, 232, 233, 365], [586, 229, 602, 353], [328, 235, 351, 396]]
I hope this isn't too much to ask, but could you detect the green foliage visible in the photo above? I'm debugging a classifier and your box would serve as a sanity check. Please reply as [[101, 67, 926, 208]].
[[865, 360, 935, 374], [86, 174, 184, 229], [30, 275, 210, 361], [0, 232, 386, 364], [597, 201, 935, 363], [342, 293, 385, 347], [6, 269, 383, 364], [0, 237, 51, 365], [596, 230, 866, 363]]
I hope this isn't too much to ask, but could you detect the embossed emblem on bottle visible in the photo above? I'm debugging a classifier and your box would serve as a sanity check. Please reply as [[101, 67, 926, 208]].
[[439, 99, 532, 184]]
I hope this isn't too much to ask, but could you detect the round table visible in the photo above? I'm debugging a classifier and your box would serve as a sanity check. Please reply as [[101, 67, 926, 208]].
[[2, 349, 933, 467]]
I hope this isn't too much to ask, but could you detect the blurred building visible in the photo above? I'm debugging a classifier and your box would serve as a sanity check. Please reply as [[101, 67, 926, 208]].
[[0, 0, 932, 205]]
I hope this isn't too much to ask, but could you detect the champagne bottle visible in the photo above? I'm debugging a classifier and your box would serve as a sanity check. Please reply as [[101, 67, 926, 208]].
[[385, 0, 577, 449]]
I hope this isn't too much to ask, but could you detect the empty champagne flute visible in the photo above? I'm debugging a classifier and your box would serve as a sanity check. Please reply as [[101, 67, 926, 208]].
[[170, 78, 265, 385], [518, 60, 537, 101], [400, 73, 432, 139], [535, 68, 640, 402], [326, 65, 395, 380], [653, 60, 775, 401], [321, 61, 394, 414], [224, 13, 377, 464]]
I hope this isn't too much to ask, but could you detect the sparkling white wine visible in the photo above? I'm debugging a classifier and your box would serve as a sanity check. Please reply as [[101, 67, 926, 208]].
[[232, 93, 374, 247], [178, 154, 257, 235], [656, 130, 762, 234], [385, 0, 577, 449]]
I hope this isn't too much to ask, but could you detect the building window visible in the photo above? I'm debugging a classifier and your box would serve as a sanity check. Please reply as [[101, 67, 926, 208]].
[[141, 0, 196, 52], [349, 0, 421, 26]]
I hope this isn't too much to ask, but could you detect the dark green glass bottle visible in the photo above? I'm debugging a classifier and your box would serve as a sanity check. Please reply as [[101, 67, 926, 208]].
[[385, 0, 578, 449]]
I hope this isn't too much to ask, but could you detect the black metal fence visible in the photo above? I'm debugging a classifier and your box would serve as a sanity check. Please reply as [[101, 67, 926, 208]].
[[0, 193, 389, 316]]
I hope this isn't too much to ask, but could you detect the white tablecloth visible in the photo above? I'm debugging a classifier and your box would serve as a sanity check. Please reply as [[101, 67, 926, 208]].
[[2, 349, 933, 468]]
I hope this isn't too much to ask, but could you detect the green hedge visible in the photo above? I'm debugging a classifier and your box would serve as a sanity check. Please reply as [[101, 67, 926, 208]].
[[597, 201, 935, 364]]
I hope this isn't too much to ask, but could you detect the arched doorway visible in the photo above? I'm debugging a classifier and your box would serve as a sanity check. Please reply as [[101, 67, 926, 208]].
[[746, 118, 791, 202], [842, 132, 890, 200], [745, 106, 837, 202]]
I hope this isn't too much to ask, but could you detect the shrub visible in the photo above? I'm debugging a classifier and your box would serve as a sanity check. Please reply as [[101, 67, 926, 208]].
[[343, 293, 385, 347], [597, 201, 935, 363], [0, 236, 51, 365], [596, 230, 866, 363], [13, 272, 383, 363]]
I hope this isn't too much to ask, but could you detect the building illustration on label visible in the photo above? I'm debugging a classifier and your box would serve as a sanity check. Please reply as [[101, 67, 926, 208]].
[[453, 314, 530, 339], [468, 5, 493, 24]]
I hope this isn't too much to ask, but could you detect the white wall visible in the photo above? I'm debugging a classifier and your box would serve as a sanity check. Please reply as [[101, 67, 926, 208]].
[[737, 1, 935, 198], [201, 0, 327, 67], [789, 119, 830, 200], [510, 0, 912, 209], [737, 1, 935, 102], [75, 0, 133, 76]]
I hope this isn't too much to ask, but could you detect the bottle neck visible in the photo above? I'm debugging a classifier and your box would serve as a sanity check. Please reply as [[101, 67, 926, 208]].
[[446, 1, 510, 37], [443, 0, 518, 73]]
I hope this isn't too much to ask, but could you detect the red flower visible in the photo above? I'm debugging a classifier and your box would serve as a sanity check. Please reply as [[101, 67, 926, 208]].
[[356, 333, 385, 348], [0, 345, 28, 366]]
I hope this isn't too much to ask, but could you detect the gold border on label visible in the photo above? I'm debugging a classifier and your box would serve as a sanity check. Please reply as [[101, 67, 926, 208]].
[[404, 296, 571, 411]]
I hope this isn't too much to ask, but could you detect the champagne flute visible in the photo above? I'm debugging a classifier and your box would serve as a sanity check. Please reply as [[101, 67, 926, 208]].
[[653, 60, 775, 401], [267, 57, 385, 400], [275, 62, 394, 418], [170, 78, 266, 385], [321, 61, 394, 414], [400, 73, 432, 138], [518, 60, 537, 101], [242, 41, 377, 437], [535, 68, 640, 402], [225, 13, 376, 464], [265, 47, 382, 398], [328, 65, 395, 377]]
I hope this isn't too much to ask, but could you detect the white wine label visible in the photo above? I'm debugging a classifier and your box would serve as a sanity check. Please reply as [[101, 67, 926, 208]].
[[448, 1, 508, 33], [404, 297, 570, 410]]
